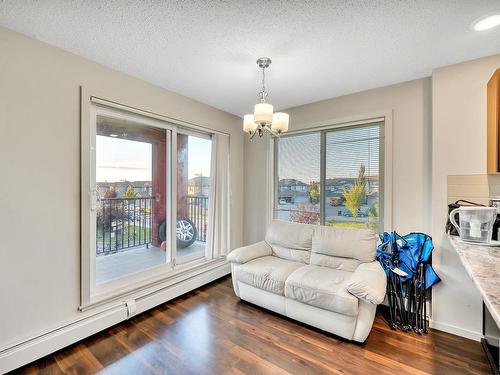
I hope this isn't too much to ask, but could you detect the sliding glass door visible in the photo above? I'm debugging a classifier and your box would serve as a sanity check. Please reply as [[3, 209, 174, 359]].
[[94, 111, 170, 284], [81, 100, 229, 306], [83, 105, 175, 304], [175, 131, 212, 264]]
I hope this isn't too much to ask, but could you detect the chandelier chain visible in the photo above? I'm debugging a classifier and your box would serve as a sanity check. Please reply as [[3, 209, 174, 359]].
[[262, 67, 266, 93]]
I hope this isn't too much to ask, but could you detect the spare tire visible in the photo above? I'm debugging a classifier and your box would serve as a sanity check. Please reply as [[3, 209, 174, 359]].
[[158, 218, 197, 249], [176, 218, 197, 248], [158, 220, 167, 242]]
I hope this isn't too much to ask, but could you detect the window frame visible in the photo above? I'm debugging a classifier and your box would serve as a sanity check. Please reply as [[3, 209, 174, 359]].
[[272, 115, 392, 232], [81, 96, 225, 309]]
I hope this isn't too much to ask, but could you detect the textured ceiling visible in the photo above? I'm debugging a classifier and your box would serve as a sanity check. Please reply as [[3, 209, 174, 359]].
[[1, 1, 500, 116]]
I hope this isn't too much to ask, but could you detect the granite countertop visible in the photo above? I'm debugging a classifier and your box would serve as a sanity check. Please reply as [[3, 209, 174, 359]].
[[448, 235, 500, 328]]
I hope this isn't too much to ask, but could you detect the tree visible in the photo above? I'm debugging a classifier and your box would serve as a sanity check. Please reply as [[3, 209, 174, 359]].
[[309, 181, 320, 204], [358, 164, 366, 183], [124, 185, 136, 198], [342, 165, 366, 220]]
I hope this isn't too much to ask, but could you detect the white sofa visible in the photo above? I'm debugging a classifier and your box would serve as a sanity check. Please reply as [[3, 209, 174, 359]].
[[227, 220, 386, 343]]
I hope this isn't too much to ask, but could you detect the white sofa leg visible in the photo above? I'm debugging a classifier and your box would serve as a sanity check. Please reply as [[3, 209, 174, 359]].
[[352, 300, 377, 343]]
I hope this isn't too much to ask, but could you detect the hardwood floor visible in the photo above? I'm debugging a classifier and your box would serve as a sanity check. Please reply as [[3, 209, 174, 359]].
[[12, 276, 490, 375]]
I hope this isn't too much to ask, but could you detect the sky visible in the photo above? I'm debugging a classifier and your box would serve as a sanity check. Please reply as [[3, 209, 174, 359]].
[[96, 135, 211, 183]]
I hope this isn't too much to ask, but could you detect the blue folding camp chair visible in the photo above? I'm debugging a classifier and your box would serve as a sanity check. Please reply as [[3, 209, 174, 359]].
[[377, 231, 440, 333]]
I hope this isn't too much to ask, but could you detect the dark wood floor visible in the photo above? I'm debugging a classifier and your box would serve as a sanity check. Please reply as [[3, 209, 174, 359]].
[[12, 276, 490, 375]]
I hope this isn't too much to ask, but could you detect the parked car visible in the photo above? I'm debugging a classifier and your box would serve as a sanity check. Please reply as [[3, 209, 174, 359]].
[[329, 197, 342, 206], [342, 209, 367, 217], [279, 198, 287, 205]]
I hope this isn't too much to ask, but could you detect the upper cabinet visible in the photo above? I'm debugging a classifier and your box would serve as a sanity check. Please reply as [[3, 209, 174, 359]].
[[487, 69, 500, 174]]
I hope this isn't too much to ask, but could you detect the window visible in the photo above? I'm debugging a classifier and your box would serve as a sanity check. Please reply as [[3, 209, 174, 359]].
[[176, 131, 212, 263], [275, 121, 384, 231], [95, 114, 169, 284], [275, 132, 321, 224], [81, 100, 229, 306]]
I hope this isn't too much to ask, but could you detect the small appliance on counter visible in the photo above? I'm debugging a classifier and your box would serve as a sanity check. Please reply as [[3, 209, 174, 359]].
[[490, 197, 500, 241], [449, 206, 497, 244]]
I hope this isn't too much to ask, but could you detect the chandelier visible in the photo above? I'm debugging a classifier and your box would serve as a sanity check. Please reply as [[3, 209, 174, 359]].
[[243, 57, 289, 139]]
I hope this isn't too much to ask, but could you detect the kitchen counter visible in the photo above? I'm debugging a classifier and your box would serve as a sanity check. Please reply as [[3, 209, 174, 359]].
[[449, 235, 500, 328]]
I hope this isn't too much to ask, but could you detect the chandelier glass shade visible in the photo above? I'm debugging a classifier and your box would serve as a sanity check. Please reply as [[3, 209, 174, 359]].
[[243, 57, 289, 139], [254, 103, 273, 125], [243, 114, 257, 133], [271, 112, 289, 132]]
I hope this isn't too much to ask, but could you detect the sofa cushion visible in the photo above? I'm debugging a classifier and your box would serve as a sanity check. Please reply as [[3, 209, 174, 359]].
[[347, 261, 387, 305], [265, 220, 315, 263], [227, 241, 272, 264], [271, 244, 311, 264], [310, 226, 377, 271], [309, 253, 363, 272], [284, 265, 358, 316], [233, 256, 305, 296]]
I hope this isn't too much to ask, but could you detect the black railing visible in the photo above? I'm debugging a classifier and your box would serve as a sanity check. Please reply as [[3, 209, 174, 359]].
[[96, 197, 153, 256], [186, 195, 209, 242], [96, 195, 209, 256]]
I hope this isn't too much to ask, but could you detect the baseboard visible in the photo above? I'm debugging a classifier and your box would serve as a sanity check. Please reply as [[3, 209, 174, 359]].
[[0, 263, 230, 374], [430, 319, 483, 342]]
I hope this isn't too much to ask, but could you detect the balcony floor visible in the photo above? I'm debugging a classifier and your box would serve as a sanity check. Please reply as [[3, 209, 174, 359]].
[[96, 241, 206, 284]]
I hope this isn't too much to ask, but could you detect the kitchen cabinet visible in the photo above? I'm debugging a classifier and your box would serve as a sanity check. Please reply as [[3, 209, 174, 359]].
[[488, 68, 500, 174]]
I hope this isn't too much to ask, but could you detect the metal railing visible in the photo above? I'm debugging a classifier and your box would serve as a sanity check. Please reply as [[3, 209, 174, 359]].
[[186, 195, 209, 242], [96, 197, 153, 256], [96, 195, 209, 256]]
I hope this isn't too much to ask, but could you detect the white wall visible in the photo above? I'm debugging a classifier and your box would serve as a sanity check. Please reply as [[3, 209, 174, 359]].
[[0, 26, 244, 356], [431, 54, 500, 340], [244, 78, 432, 244]]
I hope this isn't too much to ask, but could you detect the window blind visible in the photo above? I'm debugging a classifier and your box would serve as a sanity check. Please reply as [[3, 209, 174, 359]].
[[275, 121, 384, 230]]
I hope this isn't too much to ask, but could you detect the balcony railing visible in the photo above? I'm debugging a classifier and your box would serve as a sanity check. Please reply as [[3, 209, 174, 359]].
[[96, 197, 153, 256], [186, 195, 209, 242], [96, 195, 209, 256]]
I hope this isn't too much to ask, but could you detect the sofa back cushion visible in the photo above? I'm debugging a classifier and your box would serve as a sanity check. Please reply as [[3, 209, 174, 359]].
[[311, 226, 377, 271], [265, 220, 314, 263]]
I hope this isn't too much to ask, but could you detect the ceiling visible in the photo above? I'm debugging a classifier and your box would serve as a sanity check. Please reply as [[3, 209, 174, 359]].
[[2, 1, 500, 117]]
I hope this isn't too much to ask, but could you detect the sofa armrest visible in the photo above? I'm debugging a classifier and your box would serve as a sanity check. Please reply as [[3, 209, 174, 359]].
[[227, 241, 272, 264], [347, 261, 387, 305]]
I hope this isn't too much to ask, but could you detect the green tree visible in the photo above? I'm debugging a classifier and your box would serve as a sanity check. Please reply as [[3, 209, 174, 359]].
[[309, 181, 320, 203], [358, 164, 366, 184], [124, 185, 136, 198], [342, 165, 366, 220]]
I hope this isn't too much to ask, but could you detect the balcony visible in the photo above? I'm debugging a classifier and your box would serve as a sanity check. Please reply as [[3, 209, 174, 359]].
[[96, 195, 208, 283]]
